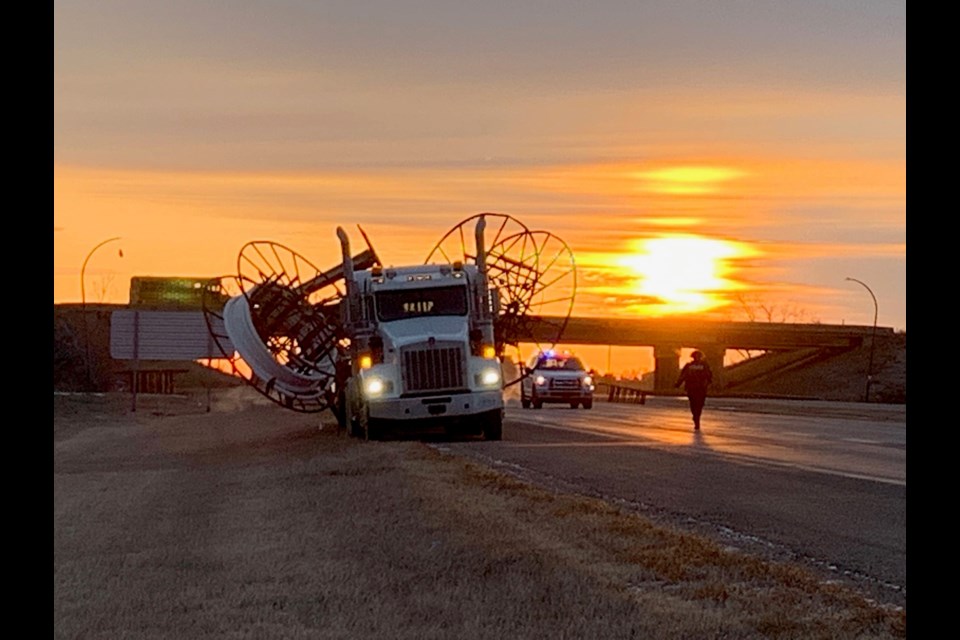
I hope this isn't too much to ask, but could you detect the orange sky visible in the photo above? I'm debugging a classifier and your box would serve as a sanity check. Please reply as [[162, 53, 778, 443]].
[[54, 150, 904, 322], [54, 1, 905, 376]]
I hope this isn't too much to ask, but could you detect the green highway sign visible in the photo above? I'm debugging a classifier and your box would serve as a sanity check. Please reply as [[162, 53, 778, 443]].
[[129, 277, 229, 310]]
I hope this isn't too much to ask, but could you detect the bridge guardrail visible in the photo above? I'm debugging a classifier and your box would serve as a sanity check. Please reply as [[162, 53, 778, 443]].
[[596, 381, 649, 405]]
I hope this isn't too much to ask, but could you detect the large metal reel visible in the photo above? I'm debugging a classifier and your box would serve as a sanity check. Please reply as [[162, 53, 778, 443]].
[[426, 212, 531, 267], [426, 214, 576, 386], [489, 229, 576, 361], [201, 241, 347, 413]]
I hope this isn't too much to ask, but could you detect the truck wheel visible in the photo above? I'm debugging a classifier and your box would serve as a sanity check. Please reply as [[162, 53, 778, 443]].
[[583, 399, 593, 409], [344, 378, 364, 438], [569, 402, 579, 409], [331, 395, 347, 431], [347, 409, 364, 438], [357, 407, 371, 440], [533, 400, 542, 410], [365, 417, 383, 441], [483, 410, 503, 441]]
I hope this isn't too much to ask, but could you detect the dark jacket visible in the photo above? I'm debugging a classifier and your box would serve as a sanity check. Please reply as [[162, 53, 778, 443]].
[[676, 360, 713, 394]]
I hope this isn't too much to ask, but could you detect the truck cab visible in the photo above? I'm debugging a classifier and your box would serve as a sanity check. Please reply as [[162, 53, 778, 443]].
[[352, 264, 503, 432], [520, 350, 595, 409], [337, 231, 505, 440]]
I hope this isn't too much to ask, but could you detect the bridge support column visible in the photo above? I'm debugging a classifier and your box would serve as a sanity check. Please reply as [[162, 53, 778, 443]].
[[653, 344, 681, 393], [701, 345, 726, 390]]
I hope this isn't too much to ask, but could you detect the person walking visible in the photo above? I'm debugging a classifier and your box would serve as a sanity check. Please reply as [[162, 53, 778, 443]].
[[675, 350, 713, 430]]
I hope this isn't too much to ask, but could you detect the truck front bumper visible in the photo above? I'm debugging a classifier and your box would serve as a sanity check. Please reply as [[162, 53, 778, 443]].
[[367, 390, 503, 421]]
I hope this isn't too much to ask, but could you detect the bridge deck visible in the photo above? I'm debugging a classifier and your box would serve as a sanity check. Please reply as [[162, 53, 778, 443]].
[[520, 316, 888, 351]]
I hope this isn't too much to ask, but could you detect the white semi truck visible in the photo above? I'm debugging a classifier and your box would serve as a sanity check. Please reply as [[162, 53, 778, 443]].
[[335, 220, 505, 440]]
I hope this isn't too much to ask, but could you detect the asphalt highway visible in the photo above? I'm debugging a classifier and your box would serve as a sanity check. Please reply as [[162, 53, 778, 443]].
[[436, 395, 907, 608]]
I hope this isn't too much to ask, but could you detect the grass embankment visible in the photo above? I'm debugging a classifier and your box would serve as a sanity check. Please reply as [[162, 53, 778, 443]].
[[54, 390, 905, 639]]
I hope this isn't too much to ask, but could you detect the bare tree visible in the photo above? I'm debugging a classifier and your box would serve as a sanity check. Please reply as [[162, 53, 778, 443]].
[[728, 294, 820, 362], [91, 274, 117, 302], [732, 293, 818, 324]]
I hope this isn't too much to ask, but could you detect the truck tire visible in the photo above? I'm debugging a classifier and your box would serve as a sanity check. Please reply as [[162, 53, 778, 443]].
[[583, 399, 593, 409], [354, 405, 371, 439], [483, 410, 503, 441], [348, 415, 364, 439], [570, 402, 579, 409], [347, 409, 365, 438], [344, 377, 366, 438], [331, 394, 347, 431], [533, 400, 543, 410], [365, 416, 383, 441]]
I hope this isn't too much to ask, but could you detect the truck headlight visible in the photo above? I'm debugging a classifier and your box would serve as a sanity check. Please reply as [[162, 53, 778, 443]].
[[364, 376, 386, 397], [478, 367, 501, 387], [583, 375, 594, 388], [535, 375, 547, 386]]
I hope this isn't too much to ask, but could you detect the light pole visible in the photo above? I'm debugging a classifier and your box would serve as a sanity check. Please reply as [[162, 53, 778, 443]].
[[845, 277, 878, 402], [81, 237, 123, 389]]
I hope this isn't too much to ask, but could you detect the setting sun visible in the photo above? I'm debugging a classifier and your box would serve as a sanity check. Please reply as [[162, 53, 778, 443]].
[[618, 236, 756, 315]]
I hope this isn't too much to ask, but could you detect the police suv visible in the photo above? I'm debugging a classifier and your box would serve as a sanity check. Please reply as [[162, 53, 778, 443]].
[[520, 350, 595, 409]]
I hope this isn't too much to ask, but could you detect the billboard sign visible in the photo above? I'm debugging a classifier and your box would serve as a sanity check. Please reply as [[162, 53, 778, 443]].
[[110, 310, 233, 360]]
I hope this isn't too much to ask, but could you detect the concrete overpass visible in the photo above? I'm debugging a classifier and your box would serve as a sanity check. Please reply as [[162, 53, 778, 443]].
[[519, 316, 891, 392], [59, 302, 891, 394]]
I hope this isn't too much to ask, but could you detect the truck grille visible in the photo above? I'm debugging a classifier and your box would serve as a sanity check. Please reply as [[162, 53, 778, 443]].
[[550, 378, 581, 391], [402, 343, 466, 393]]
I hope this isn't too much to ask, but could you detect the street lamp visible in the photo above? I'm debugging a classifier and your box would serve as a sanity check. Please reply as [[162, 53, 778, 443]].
[[845, 277, 878, 402], [81, 237, 123, 389]]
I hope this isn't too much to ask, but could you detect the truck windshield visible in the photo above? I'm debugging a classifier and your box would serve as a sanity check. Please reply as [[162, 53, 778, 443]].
[[376, 285, 468, 322]]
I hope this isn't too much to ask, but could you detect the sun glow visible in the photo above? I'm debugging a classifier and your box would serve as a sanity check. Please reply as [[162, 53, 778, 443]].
[[633, 166, 746, 195], [618, 236, 755, 316]]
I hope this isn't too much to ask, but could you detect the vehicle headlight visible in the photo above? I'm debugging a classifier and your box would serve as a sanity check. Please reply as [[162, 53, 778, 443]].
[[535, 375, 547, 386], [364, 376, 386, 397], [583, 375, 594, 388], [480, 367, 501, 387]]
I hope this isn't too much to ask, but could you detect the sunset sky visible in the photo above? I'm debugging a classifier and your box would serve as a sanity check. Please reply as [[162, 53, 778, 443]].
[[54, 1, 906, 374]]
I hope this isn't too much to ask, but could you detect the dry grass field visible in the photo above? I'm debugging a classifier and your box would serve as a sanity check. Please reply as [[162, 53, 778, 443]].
[[54, 388, 906, 639]]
